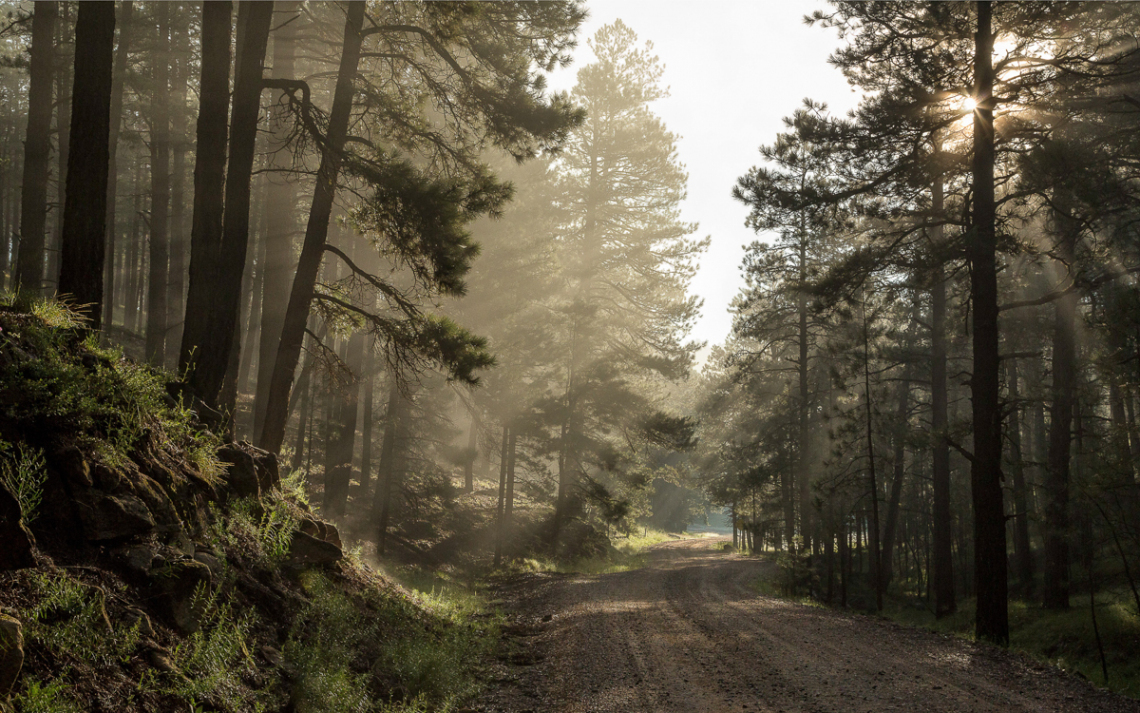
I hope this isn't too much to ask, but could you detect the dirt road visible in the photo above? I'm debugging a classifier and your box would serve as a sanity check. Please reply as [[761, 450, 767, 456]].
[[477, 537, 1139, 713]]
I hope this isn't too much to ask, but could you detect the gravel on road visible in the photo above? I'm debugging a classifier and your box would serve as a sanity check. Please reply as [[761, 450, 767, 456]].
[[475, 537, 1140, 713]]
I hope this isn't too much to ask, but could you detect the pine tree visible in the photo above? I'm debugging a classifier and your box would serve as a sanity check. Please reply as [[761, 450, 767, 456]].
[[551, 20, 706, 523]]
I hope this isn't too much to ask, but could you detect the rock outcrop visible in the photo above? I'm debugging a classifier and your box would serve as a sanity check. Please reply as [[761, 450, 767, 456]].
[[0, 484, 35, 571]]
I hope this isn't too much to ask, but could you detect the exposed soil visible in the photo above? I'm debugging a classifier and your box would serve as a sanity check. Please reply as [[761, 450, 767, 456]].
[[477, 537, 1140, 713]]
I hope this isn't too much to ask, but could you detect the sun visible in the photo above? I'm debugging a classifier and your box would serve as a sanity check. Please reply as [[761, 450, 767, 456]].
[[963, 97, 978, 112]]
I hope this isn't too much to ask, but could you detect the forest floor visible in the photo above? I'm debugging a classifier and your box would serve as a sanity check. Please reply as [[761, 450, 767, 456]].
[[474, 537, 1140, 713]]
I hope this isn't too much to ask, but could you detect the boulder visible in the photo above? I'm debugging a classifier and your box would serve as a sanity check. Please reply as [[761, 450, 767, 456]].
[[218, 446, 260, 499], [75, 491, 156, 542], [0, 484, 35, 571], [150, 559, 213, 634], [286, 530, 342, 567], [250, 447, 280, 492], [115, 542, 159, 575], [49, 444, 92, 489], [0, 614, 22, 697], [192, 550, 223, 578], [130, 473, 182, 533], [91, 462, 125, 492], [299, 515, 342, 550]]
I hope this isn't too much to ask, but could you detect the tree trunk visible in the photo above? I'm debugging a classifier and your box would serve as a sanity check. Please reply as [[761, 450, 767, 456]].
[[969, 0, 1008, 645], [463, 407, 478, 493], [1044, 248, 1077, 610], [797, 238, 811, 554], [494, 425, 510, 566], [14, 1, 57, 295], [180, 1, 232, 375], [357, 346, 375, 495], [49, 3, 72, 291], [506, 427, 517, 535], [57, 1, 115, 329], [289, 354, 314, 473], [145, 2, 170, 363], [167, 4, 190, 366], [184, 1, 273, 408], [1007, 357, 1035, 595], [258, 0, 365, 454], [882, 361, 910, 587], [125, 160, 143, 332], [253, 0, 302, 439], [862, 293, 883, 612], [324, 330, 365, 519], [374, 380, 406, 556], [101, 0, 132, 327]]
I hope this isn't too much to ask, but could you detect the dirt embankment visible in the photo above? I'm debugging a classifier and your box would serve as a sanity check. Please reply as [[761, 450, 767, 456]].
[[478, 538, 1140, 713]]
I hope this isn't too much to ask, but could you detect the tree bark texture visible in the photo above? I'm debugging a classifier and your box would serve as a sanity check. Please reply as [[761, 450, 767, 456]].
[[145, 1, 170, 363], [57, 1, 115, 330], [14, 1, 57, 295], [258, 0, 366, 454], [180, 0, 232, 376], [102, 0, 133, 327], [185, 0, 273, 408], [969, 0, 1009, 645]]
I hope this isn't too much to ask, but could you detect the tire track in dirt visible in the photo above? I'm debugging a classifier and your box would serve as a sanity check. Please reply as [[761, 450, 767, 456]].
[[477, 538, 1140, 713]]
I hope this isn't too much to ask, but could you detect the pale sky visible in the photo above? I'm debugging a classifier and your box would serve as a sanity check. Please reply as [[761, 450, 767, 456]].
[[546, 1, 862, 361]]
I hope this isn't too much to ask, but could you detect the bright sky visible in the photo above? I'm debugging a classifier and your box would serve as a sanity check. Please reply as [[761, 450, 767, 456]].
[[546, 1, 862, 361]]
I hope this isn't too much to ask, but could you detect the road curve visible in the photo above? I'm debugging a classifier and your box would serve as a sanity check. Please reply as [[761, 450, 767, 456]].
[[476, 537, 1140, 713]]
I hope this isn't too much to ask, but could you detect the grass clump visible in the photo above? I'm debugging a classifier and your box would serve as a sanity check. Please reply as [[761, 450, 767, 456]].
[[9, 677, 84, 713], [515, 528, 688, 575]]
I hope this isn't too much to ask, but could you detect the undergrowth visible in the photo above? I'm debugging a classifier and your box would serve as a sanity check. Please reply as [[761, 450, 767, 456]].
[[0, 294, 222, 480], [882, 594, 1140, 699], [515, 528, 687, 575]]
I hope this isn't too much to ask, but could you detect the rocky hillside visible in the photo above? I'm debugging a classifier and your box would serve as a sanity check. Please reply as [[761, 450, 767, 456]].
[[0, 301, 494, 713]]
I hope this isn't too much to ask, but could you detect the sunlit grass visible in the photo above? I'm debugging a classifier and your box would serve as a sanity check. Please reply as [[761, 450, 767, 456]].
[[511, 528, 691, 575]]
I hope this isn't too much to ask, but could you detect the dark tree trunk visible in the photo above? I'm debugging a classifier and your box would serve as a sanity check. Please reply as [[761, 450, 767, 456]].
[[145, 2, 171, 364], [101, 0, 132, 327], [494, 425, 510, 566], [357, 346, 375, 495], [57, 1, 115, 329], [49, 3, 72, 290], [506, 427, 517, 534], [259, 0, 366, 454], [289, 351, 314, 473], [797, 239, 811, 554], [463, 407, 478, 493], [14, 1, 58, 295], [184, 1, 273, 408], [882, 361, 911, 586], [253, 0, 302, 440], [324, 331, 365, 519], [931, 148, 956, 621], [167, 4, 190, 367], [1044, 249, 1078, 610], [180, 1, 232, 376], [125, 160, 143, 332], [1007, 357, 1035, 595], [968, 0, 1008, 645], [374, 380, 406, 556], [862, 294, 883, 612]]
